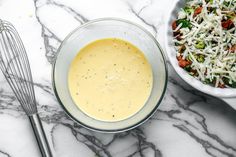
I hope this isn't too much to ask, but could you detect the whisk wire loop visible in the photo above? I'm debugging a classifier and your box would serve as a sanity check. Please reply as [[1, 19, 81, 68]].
[[0, 19, 52, 157], [0, 20, 37, 115]]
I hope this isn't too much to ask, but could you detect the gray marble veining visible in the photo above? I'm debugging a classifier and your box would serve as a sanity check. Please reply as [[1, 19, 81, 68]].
[[0, 0, 235, 157]]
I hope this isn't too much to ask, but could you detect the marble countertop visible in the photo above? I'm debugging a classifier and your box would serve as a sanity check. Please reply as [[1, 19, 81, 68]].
[[0, 0, 236, 156]]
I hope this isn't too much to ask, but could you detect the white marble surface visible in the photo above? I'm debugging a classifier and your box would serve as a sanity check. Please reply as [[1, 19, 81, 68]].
[[0, 0, 236, 157]]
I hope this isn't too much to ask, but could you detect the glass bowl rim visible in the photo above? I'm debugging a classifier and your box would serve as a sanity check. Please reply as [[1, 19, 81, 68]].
[[52, 17, 168, 133]]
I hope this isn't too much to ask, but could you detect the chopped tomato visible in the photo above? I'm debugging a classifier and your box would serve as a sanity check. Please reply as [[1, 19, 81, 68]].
[[218, 82, 225, 88], [177, 56, 192, 68], [229, 45, 236, 52], [172, 20, 177, 30], [221, 19, 235, 29], [193, 7, 203, 17]]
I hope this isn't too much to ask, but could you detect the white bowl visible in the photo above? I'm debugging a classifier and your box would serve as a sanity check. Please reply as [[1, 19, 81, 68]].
[[164, 0, 236, 109]]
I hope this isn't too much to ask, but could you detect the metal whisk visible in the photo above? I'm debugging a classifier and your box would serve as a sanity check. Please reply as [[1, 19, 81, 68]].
[[0, 20, 52, 157]]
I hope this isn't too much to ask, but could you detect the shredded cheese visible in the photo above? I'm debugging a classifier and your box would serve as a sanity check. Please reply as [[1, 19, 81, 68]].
[[173, 0, 236, 88]]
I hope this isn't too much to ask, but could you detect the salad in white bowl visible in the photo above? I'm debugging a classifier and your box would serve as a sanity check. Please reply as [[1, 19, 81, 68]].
[[165, 0, 236, 109], [172, 0, 236, 88]]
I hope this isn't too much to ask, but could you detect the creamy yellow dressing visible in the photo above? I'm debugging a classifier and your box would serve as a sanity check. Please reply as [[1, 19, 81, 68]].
[[68, 38, 153, 121]]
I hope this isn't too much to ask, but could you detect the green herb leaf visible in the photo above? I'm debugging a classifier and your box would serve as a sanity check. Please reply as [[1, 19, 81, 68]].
[[223, 1, 230, 7], [223, 77, 236, 88], [206, 0, 213, 4], [195, 40, 205, 49], [197, 54, 205, 63], [184, 7, 194, 14], [176, 19, 192, 29], [230, 81, 236, 88], [184, 65, 191, 72], [204, 78, 211, 84]]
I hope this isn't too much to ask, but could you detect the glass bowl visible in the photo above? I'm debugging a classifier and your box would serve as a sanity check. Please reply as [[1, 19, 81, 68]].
[[52, 18, 168, 133]]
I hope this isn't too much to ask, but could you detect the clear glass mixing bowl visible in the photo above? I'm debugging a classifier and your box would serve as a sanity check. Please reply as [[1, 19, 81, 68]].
[[52, 18, 168, 133]]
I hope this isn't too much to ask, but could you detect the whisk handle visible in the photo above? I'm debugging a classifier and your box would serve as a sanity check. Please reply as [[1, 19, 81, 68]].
[[29, 114, 53, 157]]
